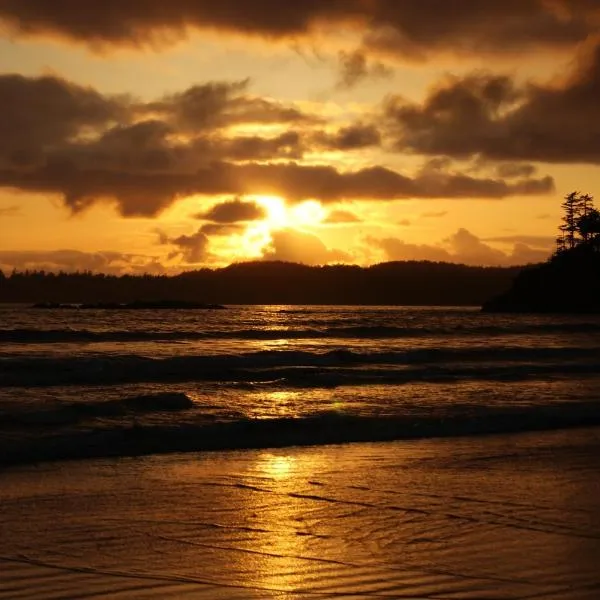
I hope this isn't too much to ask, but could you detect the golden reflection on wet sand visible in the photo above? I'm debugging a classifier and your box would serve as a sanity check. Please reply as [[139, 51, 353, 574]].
[[1, 430, 600, 599]]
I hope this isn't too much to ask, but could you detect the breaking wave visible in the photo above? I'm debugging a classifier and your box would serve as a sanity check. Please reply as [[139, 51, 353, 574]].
[[2, 347, 600, 387], [3, 401, 600, 467]]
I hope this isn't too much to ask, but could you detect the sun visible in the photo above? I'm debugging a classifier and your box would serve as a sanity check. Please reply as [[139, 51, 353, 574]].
[[255, 195, 288, 228], [254, 196, 325, 229]]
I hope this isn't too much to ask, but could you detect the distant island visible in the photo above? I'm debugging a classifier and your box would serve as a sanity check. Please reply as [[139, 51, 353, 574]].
[[483, 191, 600, 313], [31, 300, 226, 310], [1, 261, 523, 306]]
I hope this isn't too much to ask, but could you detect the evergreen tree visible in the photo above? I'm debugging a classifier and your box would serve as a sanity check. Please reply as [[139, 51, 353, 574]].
[[556, 191, 600, 255], [559, 191, 582, 250]]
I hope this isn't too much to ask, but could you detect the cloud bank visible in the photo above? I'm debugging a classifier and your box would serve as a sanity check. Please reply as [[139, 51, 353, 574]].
[[0, 73, 553, 216], [1, 0, 597, 59]]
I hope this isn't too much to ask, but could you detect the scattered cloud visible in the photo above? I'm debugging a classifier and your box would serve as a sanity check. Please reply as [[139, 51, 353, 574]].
[[262, 229, 351, 265], [314, 124, 381, 151], [337, 50, 392, 88], [367, 227, 551, 266], [159, 228, 210, 263], [384, 40, 600, 164], [196, 198, 266, 223], [368, 236, 451, 263], [147, 81, 317, 132]]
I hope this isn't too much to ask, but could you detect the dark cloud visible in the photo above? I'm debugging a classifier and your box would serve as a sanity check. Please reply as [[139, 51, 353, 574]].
[[323, 209, 362, 224], [359, 1, 595, 59], [0, 159, 555, 217], [0, 74, 312, 165], [0, 1, 596, 58], [368, 227, 551, 266], [0, 73, 554, 216], [0, 249, 165, 274], [213, 132, 304, 161], [0, 74, 309, 215], [337, 50, 392, 88], [228, 162, 554, 202], [161, 229, 210, 263], [315, 124, 381, 151], [385, 40, 600, 164], [148, 81, 316, 132], [262, 229, 351, 265], [197, 198, 266, 223], [495, 163, 537, 179], [0, 73, 125, 168]]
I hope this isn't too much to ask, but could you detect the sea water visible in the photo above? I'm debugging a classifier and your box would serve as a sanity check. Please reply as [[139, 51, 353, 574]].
[[1, 305, 600, 466]]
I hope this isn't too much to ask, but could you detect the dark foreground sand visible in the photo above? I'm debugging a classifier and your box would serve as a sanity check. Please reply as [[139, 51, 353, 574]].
[[1, 428, 600, 599]]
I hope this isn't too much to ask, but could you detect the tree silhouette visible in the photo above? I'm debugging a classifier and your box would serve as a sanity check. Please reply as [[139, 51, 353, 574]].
[[577, 206, 600, 249], [486, 191, 600, 313], [558, 191, 582, 250], [556, 191, 600, 254]]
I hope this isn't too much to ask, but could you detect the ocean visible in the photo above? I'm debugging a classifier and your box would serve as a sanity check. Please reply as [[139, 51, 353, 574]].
[[1, 304, 600, 467]]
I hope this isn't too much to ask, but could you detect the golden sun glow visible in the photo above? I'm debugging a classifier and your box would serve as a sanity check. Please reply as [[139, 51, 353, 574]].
[[255, 195, 288, 228], [232, 196, 328, 262], [254, 196, 325, 229], [291, 200, 326, 226]]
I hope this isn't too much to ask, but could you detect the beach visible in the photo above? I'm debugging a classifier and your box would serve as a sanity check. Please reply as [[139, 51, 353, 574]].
[[2, 428, 600, 599]]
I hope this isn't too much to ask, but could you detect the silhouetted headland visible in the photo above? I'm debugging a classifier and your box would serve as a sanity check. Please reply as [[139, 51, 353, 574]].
[[31, 300, 227, 310], [483, 191, 600, 313]]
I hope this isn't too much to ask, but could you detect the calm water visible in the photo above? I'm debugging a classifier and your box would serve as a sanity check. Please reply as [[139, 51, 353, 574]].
[[1, 305, 600, 466]]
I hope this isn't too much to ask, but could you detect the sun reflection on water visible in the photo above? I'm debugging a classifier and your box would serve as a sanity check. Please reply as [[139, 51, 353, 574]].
[[258, 453, 296, 479], [252, 390, 302, 419]]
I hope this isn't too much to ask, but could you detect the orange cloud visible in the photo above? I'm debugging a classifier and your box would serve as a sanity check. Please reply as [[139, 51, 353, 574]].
[[367, 228, 551, 266]]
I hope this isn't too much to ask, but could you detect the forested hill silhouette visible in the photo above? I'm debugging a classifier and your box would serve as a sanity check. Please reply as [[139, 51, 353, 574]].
[[483, 191, 600, 313], [0, 261, 523, 306]]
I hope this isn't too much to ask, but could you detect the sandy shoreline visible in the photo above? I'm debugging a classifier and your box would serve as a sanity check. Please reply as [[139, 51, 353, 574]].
[[2, 429, 600, 599]]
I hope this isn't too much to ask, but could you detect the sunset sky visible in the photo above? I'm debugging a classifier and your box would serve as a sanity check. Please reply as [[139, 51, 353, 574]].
[[1, 1, 599, 273]]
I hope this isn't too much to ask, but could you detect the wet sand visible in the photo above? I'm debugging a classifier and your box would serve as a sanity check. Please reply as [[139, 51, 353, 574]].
[[1, 428, 600, 599]]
